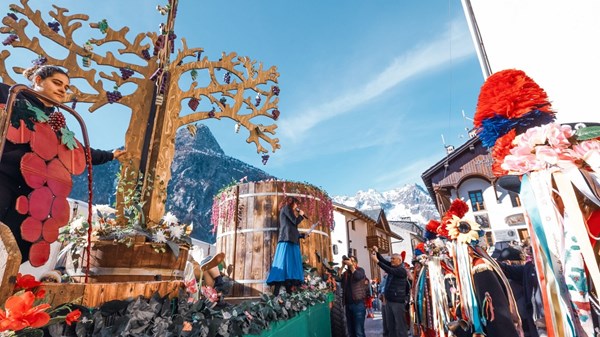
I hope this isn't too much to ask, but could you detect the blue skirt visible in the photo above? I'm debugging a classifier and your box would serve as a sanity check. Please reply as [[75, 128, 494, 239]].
[[266, 241, 304, 285]]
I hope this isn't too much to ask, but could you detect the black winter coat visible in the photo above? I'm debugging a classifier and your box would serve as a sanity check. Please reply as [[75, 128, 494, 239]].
[[376, 252, 408, 303], [277, 204, 304, 244]]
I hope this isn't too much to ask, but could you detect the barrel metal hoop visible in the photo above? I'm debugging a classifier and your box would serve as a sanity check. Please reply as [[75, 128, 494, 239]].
[[216, 228, 329, 239], [65, 267, 184, 278]]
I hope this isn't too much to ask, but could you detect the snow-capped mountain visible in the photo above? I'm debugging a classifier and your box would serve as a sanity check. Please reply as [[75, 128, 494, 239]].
[[333, 184, 439, 227]]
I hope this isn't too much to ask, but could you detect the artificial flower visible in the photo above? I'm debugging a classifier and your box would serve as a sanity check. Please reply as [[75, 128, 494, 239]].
[[153, 229, 167, 243], [446, 215, 481, 244], [14, 274, 41, 292], [65, 309, 81, 326], [162, 212, 178, 225], [201, 286, 219, 303], [0, 291, 51, 332], [491, 130, 516, 176], [169, 224, 184, 240]]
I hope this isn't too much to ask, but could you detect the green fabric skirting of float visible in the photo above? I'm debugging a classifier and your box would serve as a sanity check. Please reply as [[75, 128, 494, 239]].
[[245, 301, 332, 337]]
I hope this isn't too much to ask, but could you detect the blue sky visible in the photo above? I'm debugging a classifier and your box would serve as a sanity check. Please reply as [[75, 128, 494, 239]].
[[3, 0, 485, 196]]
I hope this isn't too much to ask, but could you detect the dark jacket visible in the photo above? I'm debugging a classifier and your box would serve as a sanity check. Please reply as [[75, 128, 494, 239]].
[[500, 261, 540, 337], [0, 82, 114, 186], [277, 204, 304, 244], [341, 266, 367, 304], [376, 252, 408, 303]]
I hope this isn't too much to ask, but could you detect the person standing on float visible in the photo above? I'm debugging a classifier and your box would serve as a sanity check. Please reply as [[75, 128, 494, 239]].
[[0, 65, 125, 265], [266, 196, 306, 295]]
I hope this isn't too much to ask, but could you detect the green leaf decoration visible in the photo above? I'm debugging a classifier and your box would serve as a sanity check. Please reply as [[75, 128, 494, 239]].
[[60, 127, 78, 150], [25, 100, 50, 123], [11, 99, 37, 130], [575, 126, 600, 140], [165, 240, 180, 258], [14, 328, 44, 337]]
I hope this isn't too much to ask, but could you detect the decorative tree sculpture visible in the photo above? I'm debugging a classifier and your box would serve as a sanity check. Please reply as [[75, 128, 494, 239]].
[[1, 0, 281, 225]]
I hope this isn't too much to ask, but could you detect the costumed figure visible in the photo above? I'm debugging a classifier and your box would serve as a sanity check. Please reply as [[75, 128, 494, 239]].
[[473, 69, 600, 337], [0, 64, 124, 268], [443, 199, 523, 337], [412, 219, 463, 337], [266, 196, 306, 295]]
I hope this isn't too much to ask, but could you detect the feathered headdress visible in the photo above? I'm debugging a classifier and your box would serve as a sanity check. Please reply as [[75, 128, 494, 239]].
[[474, 69, 555, 176]]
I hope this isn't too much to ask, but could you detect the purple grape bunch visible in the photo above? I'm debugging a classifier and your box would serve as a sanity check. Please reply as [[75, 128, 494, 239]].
[[107, 90, 122, 104], [47, 21, 60, 33], [219, 97, 227, 105], [224, 72, 231, 84], [150, 68, 163, 81], [141, 49, 151, 60], [71, 98, 77, 110], [159, 72, 169, 94], [208, 108, 216, 118], [188, 97, 199, 111], [271, 86, 280, 96], [119, 67, 134, 80], [168, 32, 176, 53], [6, 13, 18, 21], [2, 34, 18, 46], [196, 51, 202, 61], [153, 35, 165, 56], [254, 94, 261, 107], [32, 56, 47, 66], [261, 155, 270, 165], [271, 109, 280, 121]]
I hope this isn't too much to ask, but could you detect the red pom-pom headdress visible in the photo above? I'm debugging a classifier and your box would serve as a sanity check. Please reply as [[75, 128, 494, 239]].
[[473, 69, 555, 176]]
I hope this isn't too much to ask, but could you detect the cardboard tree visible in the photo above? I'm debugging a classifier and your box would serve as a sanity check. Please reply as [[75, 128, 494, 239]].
[[1, 0, 281, 225]]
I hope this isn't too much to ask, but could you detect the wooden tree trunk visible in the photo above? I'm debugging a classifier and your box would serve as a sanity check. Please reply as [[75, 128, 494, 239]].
[[0, 222, 21, 304]]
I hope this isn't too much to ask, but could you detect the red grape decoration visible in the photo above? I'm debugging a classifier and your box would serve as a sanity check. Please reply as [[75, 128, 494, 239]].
[[13, 120, 83, 266]]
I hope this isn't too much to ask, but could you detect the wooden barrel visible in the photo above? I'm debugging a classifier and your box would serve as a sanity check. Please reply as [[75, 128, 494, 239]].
[[67, 239, 189, 283], [214, 181, 333, 297]]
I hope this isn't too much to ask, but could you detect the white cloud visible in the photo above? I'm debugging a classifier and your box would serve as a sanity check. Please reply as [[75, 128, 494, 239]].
[[279, 18, 475, 141], [373, 154, 443, 188]]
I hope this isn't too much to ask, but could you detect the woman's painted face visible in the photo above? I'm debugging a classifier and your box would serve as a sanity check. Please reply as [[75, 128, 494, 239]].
[[33, 73, 70, 104]]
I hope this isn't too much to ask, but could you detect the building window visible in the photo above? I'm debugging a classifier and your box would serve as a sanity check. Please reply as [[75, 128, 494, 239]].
[[333, 244, 338, 255], [351, 221, 355, 231], [484, 231, 494, 246], [509, 192, 521, 207], [353, 248, 357, 258], [468, 190, 485, 211]]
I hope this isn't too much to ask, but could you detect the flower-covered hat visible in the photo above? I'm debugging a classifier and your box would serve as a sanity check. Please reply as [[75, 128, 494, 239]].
[[474, 69, 556, 176]]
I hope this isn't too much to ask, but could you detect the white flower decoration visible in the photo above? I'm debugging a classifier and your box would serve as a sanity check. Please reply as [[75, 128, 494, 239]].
[[154, 229, 167, 243], [162, 212, 179, 225], [94, 204, 116, 215], [169, 224, 184, 240], [446, 215, 481, 244]]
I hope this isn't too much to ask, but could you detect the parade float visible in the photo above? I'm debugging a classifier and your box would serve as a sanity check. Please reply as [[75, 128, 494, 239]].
[[0, 1, 335, 336]]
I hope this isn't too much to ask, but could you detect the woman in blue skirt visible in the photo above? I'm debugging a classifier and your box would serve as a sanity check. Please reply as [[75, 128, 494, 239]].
[[266, 196, 306, 295]]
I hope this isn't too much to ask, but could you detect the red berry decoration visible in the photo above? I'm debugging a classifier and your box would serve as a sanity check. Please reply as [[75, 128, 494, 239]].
[[208, 108, 216, 118], [107, 90, 122, 103], [272, 109, 280, 120], [271, 86, 280, 96], [2, 34, 18, 46], [188, 97, 199, 111], [48, 111, 66, 132], [29, 241, 51, 267], [119, 67, 134, 80]]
